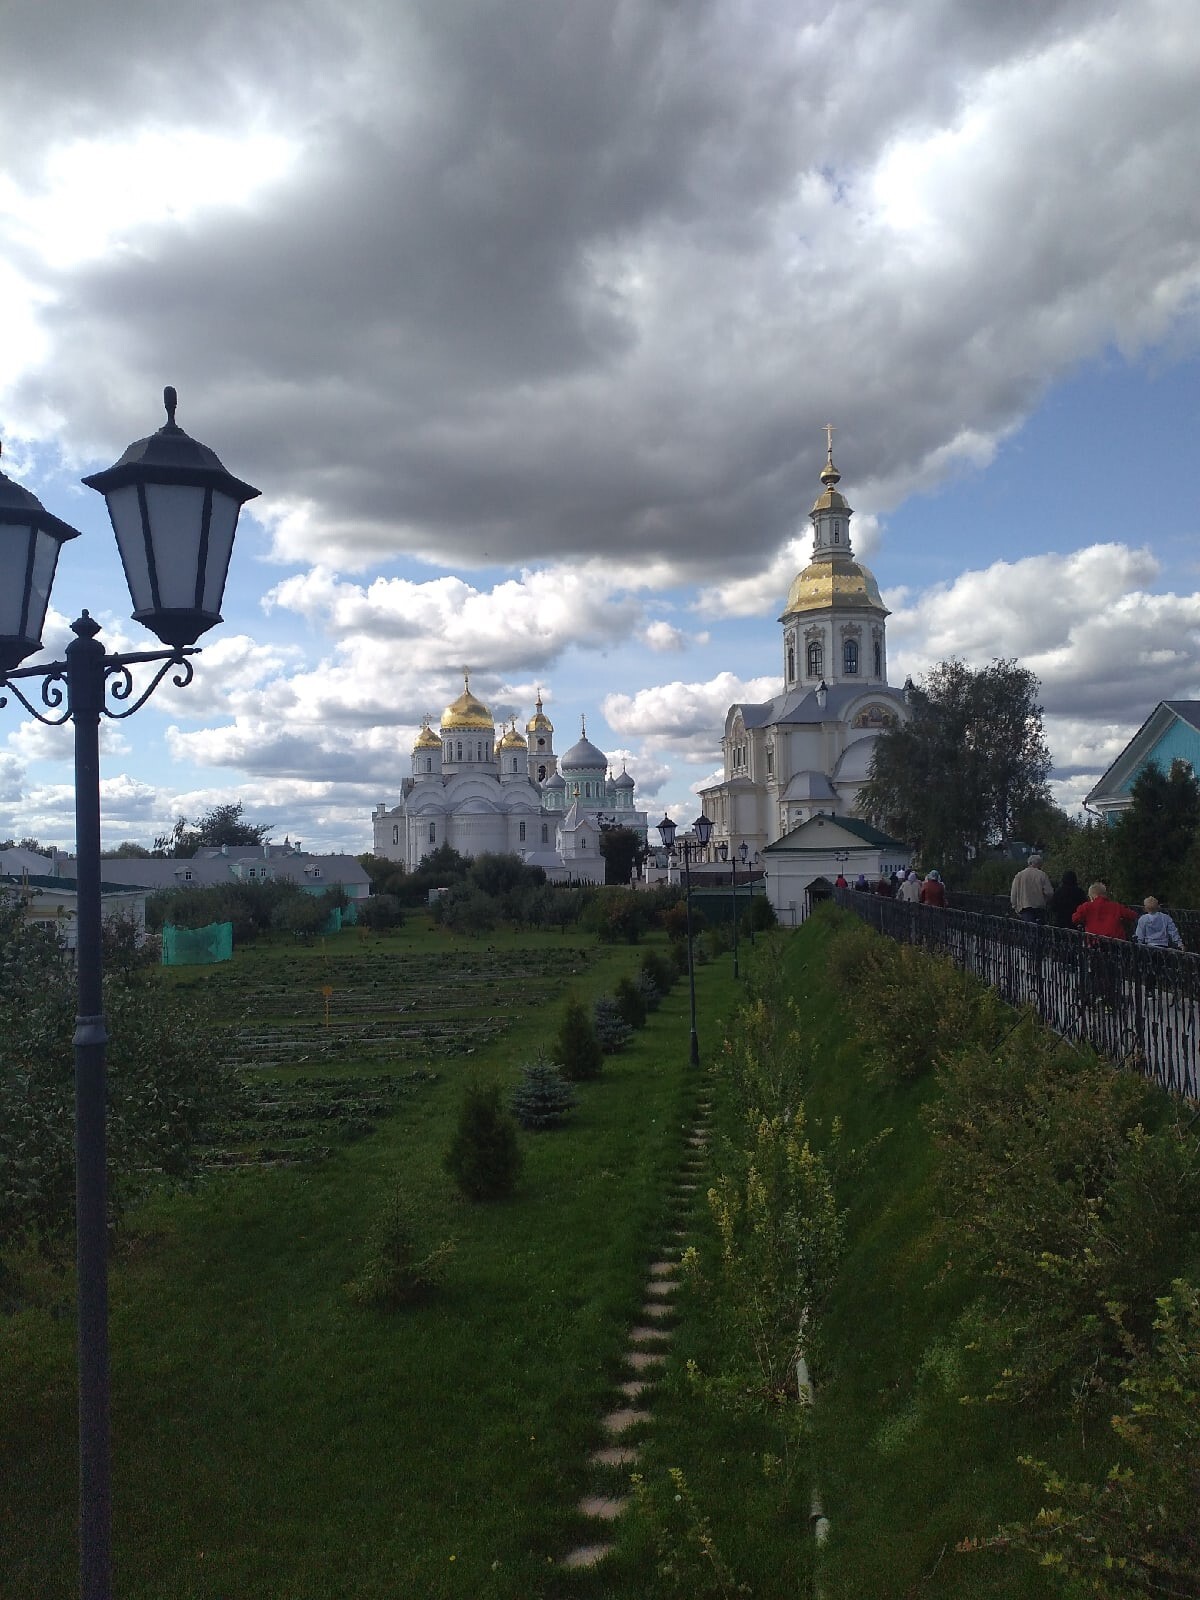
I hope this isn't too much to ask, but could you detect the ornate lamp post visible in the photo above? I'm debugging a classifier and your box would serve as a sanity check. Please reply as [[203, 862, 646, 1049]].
[[657, 810, 712, 1066], [0, 389, 258, 1600], [716, 839, 740, 980]]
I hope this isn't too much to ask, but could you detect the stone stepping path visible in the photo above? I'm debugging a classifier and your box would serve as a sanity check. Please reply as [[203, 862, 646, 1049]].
[[559, 1090, 713, 1571]]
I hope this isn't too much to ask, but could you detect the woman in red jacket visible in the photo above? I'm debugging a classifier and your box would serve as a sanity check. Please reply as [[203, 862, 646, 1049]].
[[1071, 882, 1135, 1009], [1071, 882, 1136, 940]]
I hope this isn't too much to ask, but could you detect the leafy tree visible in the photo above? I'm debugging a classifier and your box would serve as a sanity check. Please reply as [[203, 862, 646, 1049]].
[[858, 659, 1051, 882], [154, 802, 272, 858], [357, 853, 408, 896], [555, 993, 604, 1081], [468, 852, 545, 899], [0, 893, 231, 1254], [444, 1080, 523, 1200], [0, 836, 53, 855], [1109, 758, 1200, 904], [100, 841, 154, 859], [599, 826, 645, 886], [357, 893, 404, 931]]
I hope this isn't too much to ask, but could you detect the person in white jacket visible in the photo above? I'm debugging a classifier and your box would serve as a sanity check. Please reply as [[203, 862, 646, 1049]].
[[897, 871, 921, 903], [1133, 896, 1183, 950]]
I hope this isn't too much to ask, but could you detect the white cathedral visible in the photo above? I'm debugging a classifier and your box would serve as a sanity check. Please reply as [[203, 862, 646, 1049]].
[[700, 434, 912, 855], [371, 683, 648, 883]]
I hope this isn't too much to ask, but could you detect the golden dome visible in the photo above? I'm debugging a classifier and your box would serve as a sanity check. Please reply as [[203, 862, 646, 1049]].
[[810, 484, 852, 515], [499, 719, 527, 749], [526, 688, 553, 734], [782, 555, 888, 617], [413, 721, 441, 750], [441, 671, 494, 731]]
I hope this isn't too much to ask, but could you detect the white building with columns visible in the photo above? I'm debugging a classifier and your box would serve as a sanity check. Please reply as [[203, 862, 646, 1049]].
[[700, 436, 912, 860], [371, 680, 647, 882]]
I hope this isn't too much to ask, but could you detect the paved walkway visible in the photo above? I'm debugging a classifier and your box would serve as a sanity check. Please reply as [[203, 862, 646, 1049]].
[[558, 1086, 713, 1571]]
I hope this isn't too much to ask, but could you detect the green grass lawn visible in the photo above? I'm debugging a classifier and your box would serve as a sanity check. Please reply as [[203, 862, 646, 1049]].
[[1, 920, 742, 1599]]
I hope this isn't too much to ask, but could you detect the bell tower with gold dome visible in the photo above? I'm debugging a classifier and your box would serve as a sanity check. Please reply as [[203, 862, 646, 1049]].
[[779, 427, 889, 691]]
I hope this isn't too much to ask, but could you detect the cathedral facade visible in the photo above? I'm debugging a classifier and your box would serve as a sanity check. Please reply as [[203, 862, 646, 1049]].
[[371, 682, 647, 882], [700, 436, 911, 856]]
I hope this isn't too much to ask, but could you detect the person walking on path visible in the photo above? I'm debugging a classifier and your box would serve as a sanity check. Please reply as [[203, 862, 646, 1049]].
[[834, 872, 848, 889], [919, 870, 946, 907], [1049, 868, 1087, 928], [1071, 882, 1137, 941], [1134, 896, 1184, 950], [874, 873, 895, 897], [897, 870, 921, 903], [1072, 881, 1137, 1009], [1011, 854, 1054, 924]]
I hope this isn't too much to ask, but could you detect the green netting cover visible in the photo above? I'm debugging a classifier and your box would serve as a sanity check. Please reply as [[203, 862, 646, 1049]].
[[341, 899, 359, 926], [162, 921, 234, 965], [321, 906, 343, 935]]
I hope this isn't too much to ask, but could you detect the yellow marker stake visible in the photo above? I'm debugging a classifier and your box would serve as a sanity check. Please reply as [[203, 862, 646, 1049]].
[[322, 984, 333, 1027]]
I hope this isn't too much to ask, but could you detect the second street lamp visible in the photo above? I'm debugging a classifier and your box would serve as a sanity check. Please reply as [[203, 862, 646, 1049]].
[[657, 811, 712, 1066], [0, 389, 258, 1600], [716, 839, 740, 981]]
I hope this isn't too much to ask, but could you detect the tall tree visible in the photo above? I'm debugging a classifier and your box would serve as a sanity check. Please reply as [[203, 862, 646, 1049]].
[[1110, 758, 1200, 903], [154, 803, 272, 858], [858, 659, 1051, 881], [598, 825, 645, 886]]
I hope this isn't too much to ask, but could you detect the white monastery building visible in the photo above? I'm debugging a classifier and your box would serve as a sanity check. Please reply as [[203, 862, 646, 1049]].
[[371, 682, 647, 883], [700, 434, 912, 860]]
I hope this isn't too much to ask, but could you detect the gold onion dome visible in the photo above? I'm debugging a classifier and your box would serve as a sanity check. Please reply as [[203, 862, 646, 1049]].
[[441, 671, 494, 731], [526, 688, 553, 733], [413, 721, 441, 750], [499, 718, 527, 749], [783, 555, 887, 616]]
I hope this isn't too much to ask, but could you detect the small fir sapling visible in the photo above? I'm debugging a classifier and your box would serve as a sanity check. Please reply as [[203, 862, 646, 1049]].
[[444, 1079, 523, 1200], [509, 1053, 579, 1130], [347, 1191, 454, 1309], [555, 992, 605, 1081], [636, 969, 662, 1012], [614, 973, 649, 1027], [639, 948, 674, 995], [593, 995, 634, 1053]]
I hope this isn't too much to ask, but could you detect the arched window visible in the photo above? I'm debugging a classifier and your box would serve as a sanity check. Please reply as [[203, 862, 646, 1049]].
[[833, 519, 841, 543], [844, 639, 859, 675], [807, 640, 823, 678], [425, 758, 432, 772], [392, 825, 399, 846], [512, 757, 518, 772], [538, 764, 547, 782], [477, 741, 484, 761], [519, 821, 526, 841], [428, 822, 436, 844], [787, 645, 795, 682], [456, 741, 462, 761], [874, 637, 882, 677], [541, 823, 548, 843]]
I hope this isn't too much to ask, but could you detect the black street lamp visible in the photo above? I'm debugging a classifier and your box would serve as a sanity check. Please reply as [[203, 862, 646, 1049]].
[[716, 839, 740, 981], [657, 810, 712, 1066], [0, 390, 258, 1600]]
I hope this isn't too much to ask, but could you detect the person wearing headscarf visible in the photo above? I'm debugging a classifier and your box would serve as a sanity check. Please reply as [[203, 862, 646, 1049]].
[[919, 870, 946, 907]]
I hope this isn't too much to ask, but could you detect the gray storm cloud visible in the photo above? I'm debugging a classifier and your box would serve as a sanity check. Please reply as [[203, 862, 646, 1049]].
[[6, 0, 1198, 575]]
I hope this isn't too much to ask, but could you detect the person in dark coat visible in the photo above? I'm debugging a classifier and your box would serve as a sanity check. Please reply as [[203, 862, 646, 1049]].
[[1049, 868, 1087, 928], [874, 874, 895, 897]]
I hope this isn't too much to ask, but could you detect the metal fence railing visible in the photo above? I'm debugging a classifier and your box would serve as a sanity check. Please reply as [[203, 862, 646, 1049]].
[[833, 888, 1200, 1101]]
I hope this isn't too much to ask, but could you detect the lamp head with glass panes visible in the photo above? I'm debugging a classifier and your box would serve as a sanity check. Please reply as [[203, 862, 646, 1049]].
[[81, 387, 259, 649], [0, 444, 83, 675]]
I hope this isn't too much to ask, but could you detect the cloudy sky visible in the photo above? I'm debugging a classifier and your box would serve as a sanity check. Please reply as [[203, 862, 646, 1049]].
[[3, 0, 1200, 852]]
